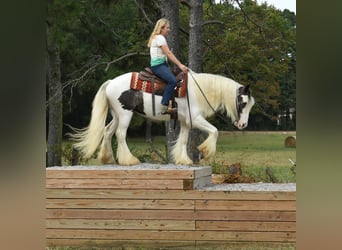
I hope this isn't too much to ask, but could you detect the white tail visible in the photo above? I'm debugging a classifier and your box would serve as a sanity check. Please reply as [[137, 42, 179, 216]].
[[69, 80, 110, 159]]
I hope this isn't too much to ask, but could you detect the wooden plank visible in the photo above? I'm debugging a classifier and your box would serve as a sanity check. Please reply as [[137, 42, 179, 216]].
[[46, 199, 194, 210], [196, 221, 296, 232], [46, 166, 212, 179], [46, 239, 295, 249], [46, 178, 184, 189], [193, 190, 296, 201], [46, 210, 296, 224], [195, 241, 296, 249], [195, 200, 296, 211], [46, 209, 195, 220], [46, 169, 196, 179], [196, 231, 296, 242], [46, 219, 195, 230], [182, 176, 213, 190], [46, 239, 196, 248], [46, 188, 296, 201], [195, 210, 296, 221], [46, 229, 295, 242]]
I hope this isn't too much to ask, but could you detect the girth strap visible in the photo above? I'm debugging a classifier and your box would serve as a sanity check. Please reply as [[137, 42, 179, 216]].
[[151, 76, 156, 116]]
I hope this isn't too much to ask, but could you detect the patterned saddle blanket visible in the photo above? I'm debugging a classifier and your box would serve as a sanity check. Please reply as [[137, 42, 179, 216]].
[[130, 67, 187, 98]]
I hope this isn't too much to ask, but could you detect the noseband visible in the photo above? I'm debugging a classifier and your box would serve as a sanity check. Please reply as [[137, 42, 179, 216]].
[[234, 89, 242, 124], [234, 87, 250, 124]]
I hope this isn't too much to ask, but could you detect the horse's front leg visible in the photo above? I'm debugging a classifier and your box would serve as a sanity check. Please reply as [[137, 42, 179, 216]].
[[192, 115, 218, 160], [170, 121, 193, 165]]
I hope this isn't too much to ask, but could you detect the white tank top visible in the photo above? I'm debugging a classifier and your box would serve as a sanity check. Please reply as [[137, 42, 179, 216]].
[[150, 35, 167, 66]]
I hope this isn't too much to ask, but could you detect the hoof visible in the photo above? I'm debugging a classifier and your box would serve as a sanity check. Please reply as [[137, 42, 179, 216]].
[[99, 155, 116, 164], [118, 158, 140, 166], [175, 158, 193, 165]]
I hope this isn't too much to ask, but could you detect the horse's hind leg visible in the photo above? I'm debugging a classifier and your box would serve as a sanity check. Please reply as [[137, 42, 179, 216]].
[[98, 118, 117, 164], [115, 111, 140, 166]]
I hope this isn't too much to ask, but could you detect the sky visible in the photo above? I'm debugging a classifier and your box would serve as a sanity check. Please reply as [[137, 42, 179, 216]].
[[259, 0, 296, 13]]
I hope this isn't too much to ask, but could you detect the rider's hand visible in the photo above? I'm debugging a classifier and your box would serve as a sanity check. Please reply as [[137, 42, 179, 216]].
[[180, 64, 188, 73]]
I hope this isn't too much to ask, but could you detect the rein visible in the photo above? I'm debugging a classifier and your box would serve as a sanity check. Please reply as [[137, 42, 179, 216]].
[[254, 102, 276, 121], [188, 70, 238, 125], [185, 81, 193, 129]]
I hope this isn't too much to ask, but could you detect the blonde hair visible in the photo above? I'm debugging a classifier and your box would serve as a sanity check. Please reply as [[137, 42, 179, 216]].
[[147, 18, 170, 47]]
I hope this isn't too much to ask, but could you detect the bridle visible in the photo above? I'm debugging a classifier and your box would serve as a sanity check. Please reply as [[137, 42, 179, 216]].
[[235, 90, 243, 121]]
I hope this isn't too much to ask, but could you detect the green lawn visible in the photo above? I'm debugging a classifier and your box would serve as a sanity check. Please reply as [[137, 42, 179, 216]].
[[63, 131, 296, 183], [209, 131, 296, 182]]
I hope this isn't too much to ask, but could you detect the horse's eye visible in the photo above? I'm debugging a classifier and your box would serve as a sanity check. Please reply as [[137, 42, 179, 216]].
[[239, 103, 247, 111]]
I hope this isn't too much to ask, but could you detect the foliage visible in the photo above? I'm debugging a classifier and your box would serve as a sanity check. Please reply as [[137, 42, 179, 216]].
[[46, 0, 296, 136], [202, 0, 296, 130]]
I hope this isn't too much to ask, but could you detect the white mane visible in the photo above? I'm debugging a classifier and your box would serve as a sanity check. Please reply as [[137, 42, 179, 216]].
[[189, 72, 240, 121]]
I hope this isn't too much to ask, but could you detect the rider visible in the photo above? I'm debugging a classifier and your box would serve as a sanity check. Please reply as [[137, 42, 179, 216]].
[[147, 18, 188, 114]]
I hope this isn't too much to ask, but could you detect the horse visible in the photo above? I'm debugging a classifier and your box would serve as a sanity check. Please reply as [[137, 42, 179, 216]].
[[69, 70, 255, 166]]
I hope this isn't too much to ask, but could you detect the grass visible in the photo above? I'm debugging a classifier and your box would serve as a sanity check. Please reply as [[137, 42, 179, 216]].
[[62, 131, 296, 183], [206, 131, 296, 183]]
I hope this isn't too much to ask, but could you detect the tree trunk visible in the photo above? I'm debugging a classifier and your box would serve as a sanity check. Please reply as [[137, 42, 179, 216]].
[[47, 20, 63, 167], [187, 0, 205, 163], [160, 0, 181, 163], [188, 0, 203, 72], [160, 0, 180, 58]]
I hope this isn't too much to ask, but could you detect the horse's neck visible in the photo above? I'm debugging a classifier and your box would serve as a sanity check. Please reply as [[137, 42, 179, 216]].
[[190, 73, 238, 117]]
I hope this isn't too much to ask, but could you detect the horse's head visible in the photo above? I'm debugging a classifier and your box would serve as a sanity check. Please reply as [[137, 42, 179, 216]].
[[233, 85, 255, 129]]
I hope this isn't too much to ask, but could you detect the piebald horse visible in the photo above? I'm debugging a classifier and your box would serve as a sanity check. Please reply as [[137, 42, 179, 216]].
[[69, 70, 255, 165]]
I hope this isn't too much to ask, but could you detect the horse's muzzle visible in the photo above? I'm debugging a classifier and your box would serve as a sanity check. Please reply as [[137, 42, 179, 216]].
[[233, 120, 247, 130]]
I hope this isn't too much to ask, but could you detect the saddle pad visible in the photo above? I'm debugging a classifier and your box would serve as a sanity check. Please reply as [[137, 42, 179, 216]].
[[130, 72, 187, 98]]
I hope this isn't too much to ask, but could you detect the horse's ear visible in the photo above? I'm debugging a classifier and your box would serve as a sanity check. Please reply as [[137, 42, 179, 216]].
[[245, 84, 250, 91], [239, 85, 251, 95], [244, 84, 250, 94]]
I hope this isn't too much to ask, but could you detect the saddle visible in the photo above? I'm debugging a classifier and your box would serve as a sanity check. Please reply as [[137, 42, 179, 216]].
[[130, 67, 188, 117], [131, 67, 187, 96], [139, 67, 185, 88]]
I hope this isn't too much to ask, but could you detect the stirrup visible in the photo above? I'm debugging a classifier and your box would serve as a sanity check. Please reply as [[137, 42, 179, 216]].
[[160, 105, 177, 115], [166, 106, 177, 114]]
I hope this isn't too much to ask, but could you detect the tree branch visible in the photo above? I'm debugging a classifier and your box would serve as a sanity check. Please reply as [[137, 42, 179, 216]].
[[46, 52, 149, 110], [133, 0, 154, 26], [234, 0, 267, 42], [104, 51, 149, 72], [203, 20, 224, 26], [46, 54, 100, 109], [179, 0, 191, 9], [179, 27, 235, 79]]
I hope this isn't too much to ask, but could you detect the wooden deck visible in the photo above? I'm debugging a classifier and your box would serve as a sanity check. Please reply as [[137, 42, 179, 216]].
[[46, 165, 296, 249]]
